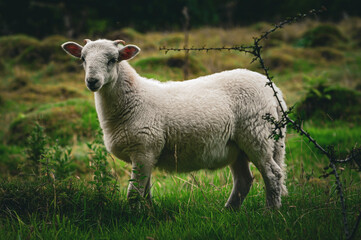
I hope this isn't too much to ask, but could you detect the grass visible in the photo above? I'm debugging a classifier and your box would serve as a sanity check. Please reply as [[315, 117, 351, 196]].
[[0, 123, 360, 239], [0, 19, 361, 239], [0, 169, 360, 239]]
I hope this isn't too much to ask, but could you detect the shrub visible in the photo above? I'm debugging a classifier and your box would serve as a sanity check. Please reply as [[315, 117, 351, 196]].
[[295, 24, 347, 48], [296, 76, 361, 122]]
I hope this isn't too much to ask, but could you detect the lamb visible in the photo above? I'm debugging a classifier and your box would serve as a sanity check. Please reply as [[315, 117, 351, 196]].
[[61, 39, 287, 209]]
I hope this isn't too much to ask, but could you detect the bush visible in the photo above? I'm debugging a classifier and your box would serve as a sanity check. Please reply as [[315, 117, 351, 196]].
[[296, 77, 361, 122], [295, 24, 347, 48]]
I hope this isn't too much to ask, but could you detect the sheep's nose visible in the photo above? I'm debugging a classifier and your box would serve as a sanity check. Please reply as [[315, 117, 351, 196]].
[[86, 78, 100, 91]]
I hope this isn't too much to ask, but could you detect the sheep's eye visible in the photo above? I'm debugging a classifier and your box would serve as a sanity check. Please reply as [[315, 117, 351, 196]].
[[108, 58, 117, 65], [81, 56, 85, 62]]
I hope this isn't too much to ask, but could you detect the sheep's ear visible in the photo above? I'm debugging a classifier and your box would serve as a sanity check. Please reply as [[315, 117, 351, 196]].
[[61, 42, 83, 58], [118, 45, 140, 61]]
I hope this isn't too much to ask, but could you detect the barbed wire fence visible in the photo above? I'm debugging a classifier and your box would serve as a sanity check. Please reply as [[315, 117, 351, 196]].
[[160, 8, 361, 240]]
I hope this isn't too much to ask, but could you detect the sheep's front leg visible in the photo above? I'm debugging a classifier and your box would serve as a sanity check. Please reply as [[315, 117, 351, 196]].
[[225, 154, 253, 209], [127, 159, 153, 208]]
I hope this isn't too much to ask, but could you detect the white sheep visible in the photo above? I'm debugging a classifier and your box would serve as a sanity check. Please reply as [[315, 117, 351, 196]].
[[61, 39, 287, 208]]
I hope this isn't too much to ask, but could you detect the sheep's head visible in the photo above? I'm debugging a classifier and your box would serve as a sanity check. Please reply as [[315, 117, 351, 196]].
[[61, 39, 140, 92]]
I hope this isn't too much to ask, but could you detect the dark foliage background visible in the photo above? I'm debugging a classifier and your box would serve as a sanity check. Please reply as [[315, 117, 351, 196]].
[[1, 0, 360, 38]]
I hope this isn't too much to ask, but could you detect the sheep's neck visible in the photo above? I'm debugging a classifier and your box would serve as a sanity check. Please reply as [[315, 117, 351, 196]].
[[94, 62, 140, 130]]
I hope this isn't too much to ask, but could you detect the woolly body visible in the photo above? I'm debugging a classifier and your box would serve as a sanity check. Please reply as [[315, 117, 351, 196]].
[[97, 66, 280, 171], [62, 39, 287, 209]]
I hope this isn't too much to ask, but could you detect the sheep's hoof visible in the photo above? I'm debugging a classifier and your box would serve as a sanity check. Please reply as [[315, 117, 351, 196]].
[[128, 198, 154, 213], [129, 200, 141, 211], [266, 198, 282, 209], [224, 202, 240, 211]]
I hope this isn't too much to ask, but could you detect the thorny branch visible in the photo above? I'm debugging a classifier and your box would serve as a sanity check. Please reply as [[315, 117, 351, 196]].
[[160, 8, 361, 240]]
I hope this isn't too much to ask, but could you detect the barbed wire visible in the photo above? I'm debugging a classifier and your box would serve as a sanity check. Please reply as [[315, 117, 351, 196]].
[[159, 45, 255, 54], [159, 7, 361, 240]]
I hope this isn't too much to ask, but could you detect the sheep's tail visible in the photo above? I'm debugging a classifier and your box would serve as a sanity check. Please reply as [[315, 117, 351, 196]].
[[273, 94, 288, 196]]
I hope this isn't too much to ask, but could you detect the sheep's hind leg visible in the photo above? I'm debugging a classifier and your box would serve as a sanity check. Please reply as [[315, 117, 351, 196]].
[[252, 154, 283, 208], [225, 152, 253, 209], [273, 138, 288, 196]]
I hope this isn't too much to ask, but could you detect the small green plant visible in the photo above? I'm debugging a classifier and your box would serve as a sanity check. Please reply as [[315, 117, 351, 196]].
[[86, 131, 116, 199], [303, 74, 332, 100], [41, 141, 74, 182], [24, 123, 47, 175], [23, 123, 74, 181]]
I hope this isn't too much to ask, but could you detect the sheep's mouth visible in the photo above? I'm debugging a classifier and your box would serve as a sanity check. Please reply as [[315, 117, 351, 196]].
[[86, 83, 101, 92]]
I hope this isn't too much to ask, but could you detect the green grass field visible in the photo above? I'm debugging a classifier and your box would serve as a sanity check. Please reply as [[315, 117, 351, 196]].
[[0, 18, 361, 239]]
